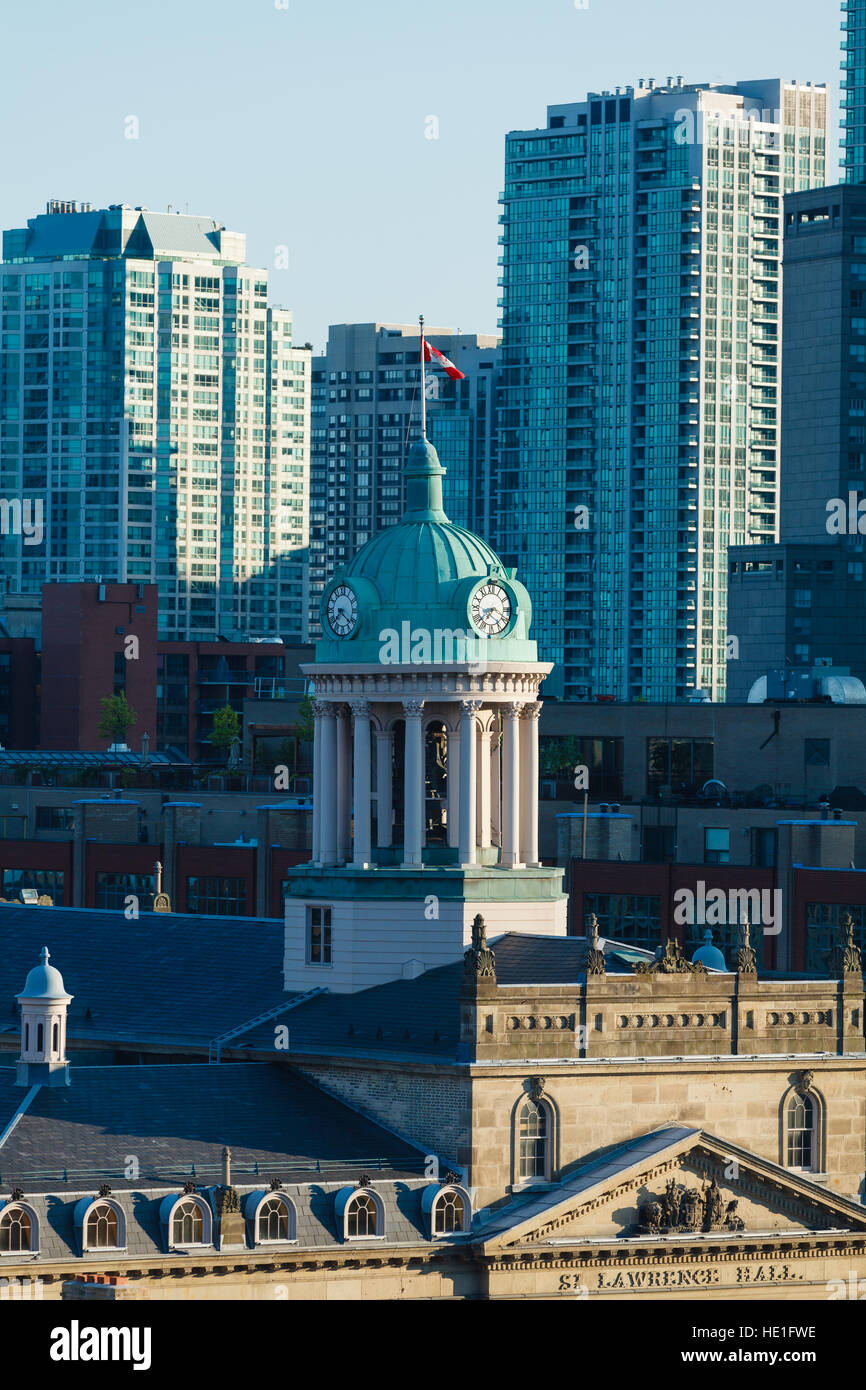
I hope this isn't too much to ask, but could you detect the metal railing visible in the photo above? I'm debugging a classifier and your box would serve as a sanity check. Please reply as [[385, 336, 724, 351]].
[[0, 1155, 427, 1186]]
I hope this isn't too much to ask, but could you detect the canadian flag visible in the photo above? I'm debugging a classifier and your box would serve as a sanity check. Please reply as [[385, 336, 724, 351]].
[[422, 337, 465, 380]]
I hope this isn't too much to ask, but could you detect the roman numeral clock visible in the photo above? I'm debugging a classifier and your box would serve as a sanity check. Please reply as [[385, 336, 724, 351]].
[[325, 583, 359, 638], [468, 580, 515, 637]]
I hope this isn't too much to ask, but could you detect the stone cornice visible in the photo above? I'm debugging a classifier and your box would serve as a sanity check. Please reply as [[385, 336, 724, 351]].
[[307, 668, 550, 700]]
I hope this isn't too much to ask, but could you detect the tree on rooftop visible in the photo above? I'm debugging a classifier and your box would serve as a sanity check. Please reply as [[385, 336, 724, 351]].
[[97, 692, 138, 745], [210, 704, 241, 764]]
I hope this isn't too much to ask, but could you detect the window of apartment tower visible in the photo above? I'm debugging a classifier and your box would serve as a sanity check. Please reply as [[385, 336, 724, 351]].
[[704, 827, 730, 864], [308, 905, 332, 964]]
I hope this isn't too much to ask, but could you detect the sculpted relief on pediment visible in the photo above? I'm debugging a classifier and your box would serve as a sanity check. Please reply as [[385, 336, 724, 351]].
[[504, 1150, 854, 1247]]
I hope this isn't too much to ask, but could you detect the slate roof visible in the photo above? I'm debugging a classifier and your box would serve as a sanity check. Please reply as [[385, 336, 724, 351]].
[[239, 933, 652, 1060], [0, 909, 288, 1049], [0, 1063, 424, 1190], [0, 914, 649, 1062]]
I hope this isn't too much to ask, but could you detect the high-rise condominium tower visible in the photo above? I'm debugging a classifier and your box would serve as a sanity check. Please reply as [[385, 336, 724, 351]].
[[497, 78, 827, 701], [0, 201, 310, 642], [308, 323, 498, 637]]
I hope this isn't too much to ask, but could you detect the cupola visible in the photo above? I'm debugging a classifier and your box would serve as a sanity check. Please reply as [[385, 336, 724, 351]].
[[16, 946, 73, 1087]]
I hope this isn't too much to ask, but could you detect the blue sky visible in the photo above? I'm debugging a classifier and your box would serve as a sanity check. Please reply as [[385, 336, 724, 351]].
[[0, 0, 840, 349]]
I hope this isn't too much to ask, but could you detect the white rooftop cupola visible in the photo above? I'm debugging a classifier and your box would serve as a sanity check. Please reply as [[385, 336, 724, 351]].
[[16, 946, 73, 1087]]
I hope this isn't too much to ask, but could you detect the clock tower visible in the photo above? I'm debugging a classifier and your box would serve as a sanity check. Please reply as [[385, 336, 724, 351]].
[[283, 431, 567, 993]]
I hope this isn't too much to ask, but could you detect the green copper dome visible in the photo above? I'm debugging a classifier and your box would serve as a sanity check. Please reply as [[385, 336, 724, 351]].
[[316, 437, 539, 665]]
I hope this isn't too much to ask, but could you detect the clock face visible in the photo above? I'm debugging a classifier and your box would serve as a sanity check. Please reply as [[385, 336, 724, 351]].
[[326, 584, 359, 638], [470, 582, 512, 636]]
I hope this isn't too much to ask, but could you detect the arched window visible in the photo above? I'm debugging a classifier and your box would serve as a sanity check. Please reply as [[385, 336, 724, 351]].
[[24, 1022, 29, 1051], [52, 1021, 59, 1053], [786, 1092, 815, 1169], [432, 1187, 468, 1235], [346, 1192, 378, 1238], [36, 1023, 43, 1052], [257, 1195, 293, 1243], [518, 1098, 549, 1181], [84, 1202, 120, 1249], [0, 1205, 33, 1253], [171, 1198, 204, 1246]]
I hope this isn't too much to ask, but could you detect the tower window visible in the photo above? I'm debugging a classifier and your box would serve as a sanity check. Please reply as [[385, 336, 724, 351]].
[[307, 905, 332, 964]]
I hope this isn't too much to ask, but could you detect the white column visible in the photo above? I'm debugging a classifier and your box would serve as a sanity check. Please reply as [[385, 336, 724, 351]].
[[350, 699, 372, 867], [311, 701, 324, 862], [459, 700, 481, 865], [478, 722, 492, 850], [502, 701, 524, 868], [520, 702, 541, 866], [490, 725, 502, 849], [318, 704, 338, 866], [402, 699, 425, 868], [446, 726, 460, 849], [375, 728, 393, 848], [336, 705, 351, 863]]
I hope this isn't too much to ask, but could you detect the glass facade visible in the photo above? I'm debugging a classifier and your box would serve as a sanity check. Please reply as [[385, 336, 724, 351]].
[[186, 874, 248, 915], [583, 891, 662, 951], [805, 901, 865, 973], [842, 0, 866, 184], [0, 203, 310, 643], [497, 80, 828, 700]]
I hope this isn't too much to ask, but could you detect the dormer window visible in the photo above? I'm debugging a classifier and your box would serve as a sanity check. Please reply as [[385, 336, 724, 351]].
[[170, 1197, 210, 1247], [433, 1187, 466, 1235], [347, 1192, 378, 1237], [335, 1185, 385, 1241], [80, 1200, 125, 1251], [0, 1204, 36, 1253], [256, 1194, 295, 1243], [423, 1184, 471, 1237]]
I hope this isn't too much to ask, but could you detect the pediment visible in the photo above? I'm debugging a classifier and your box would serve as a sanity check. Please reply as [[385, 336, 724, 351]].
[[481, 1128, 866, 1250]]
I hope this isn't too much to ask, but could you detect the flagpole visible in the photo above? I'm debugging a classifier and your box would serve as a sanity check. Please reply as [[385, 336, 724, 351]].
[[419, 313, 426, 439]]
